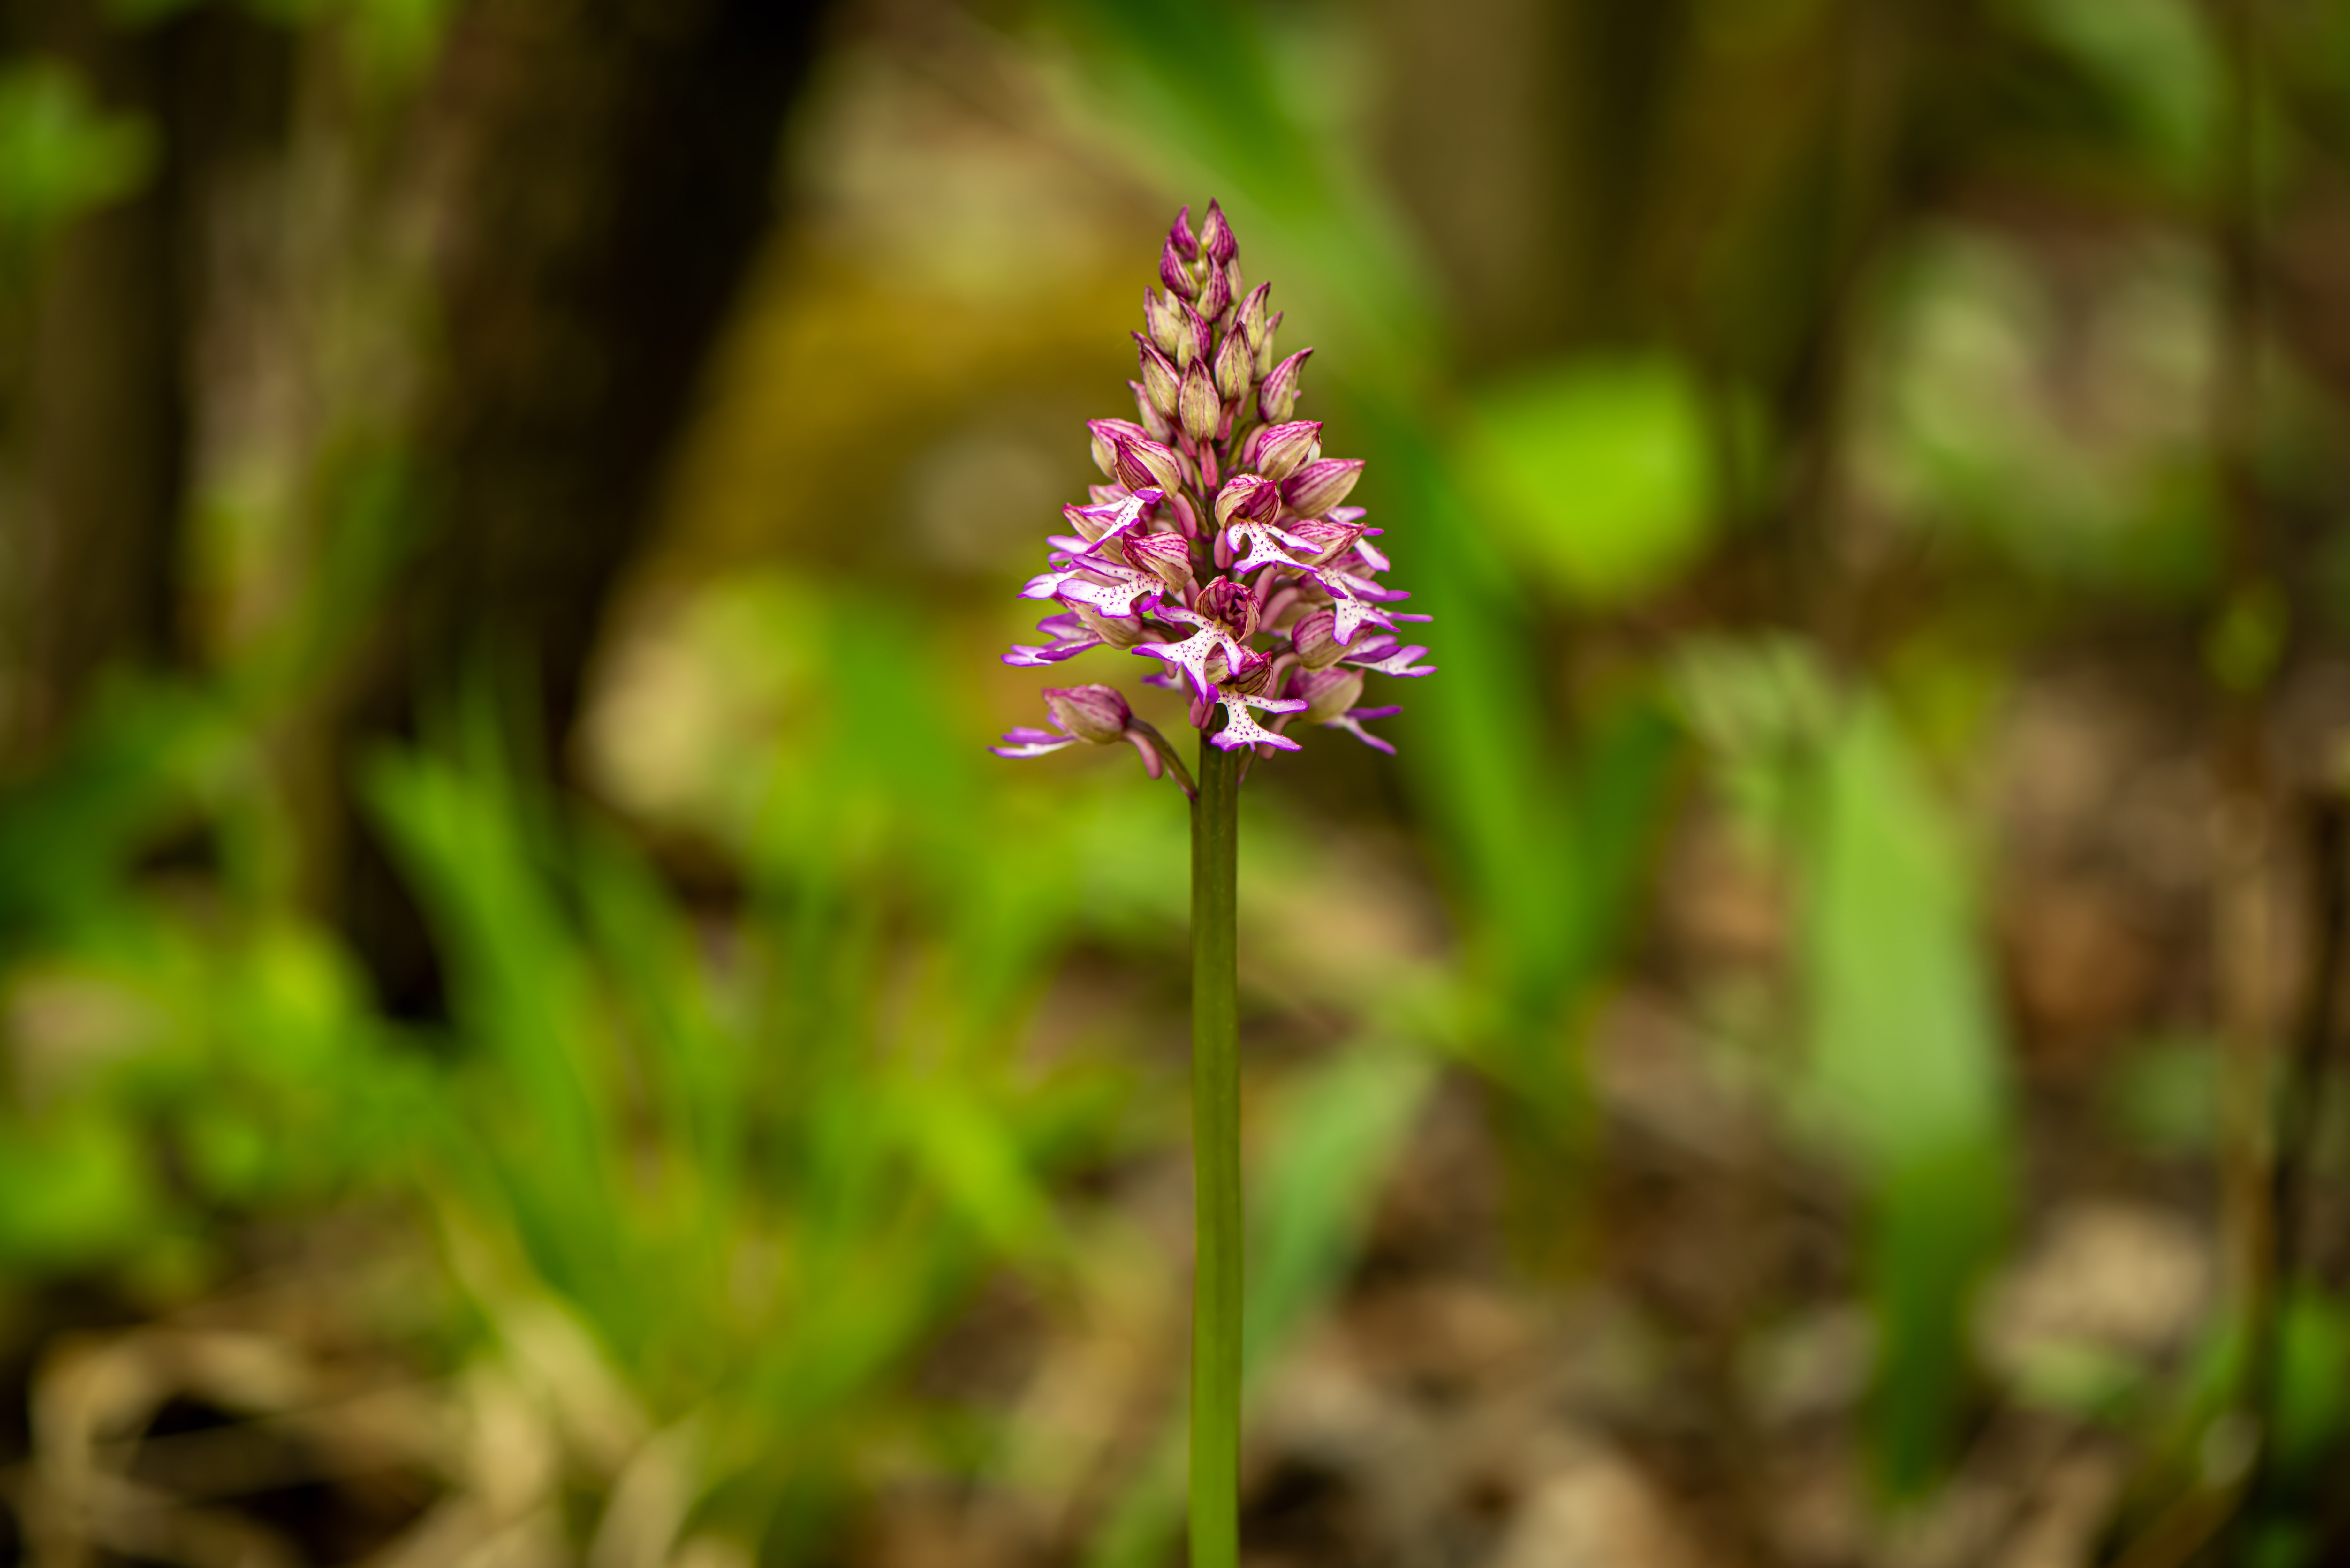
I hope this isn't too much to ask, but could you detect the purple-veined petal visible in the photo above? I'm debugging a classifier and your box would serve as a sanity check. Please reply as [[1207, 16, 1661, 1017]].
[[1237, 281, 1271, 352], [1144, 287, 1184, 355], [1291, 666, 1364, 724], [1179, 358, 1220, 441], [1042, 684, 1132, 743], [1135, 335, 1181, 417], [1194, 577, 1262, 638], [1214, 474, 1281, 528], [1213, 326, 1252, 400], [1280, 457, 1366, 519], [1196, 259, 1232, 321], [1260, 347, 1312, 421], [1123, 529, 1194, 589], [1200, 200, 1237, 265], [1241, 420, 1321, 480], [1160, 239, 1196, 298]]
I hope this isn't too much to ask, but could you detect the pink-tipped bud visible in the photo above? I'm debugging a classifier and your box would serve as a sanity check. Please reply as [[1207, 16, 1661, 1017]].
[[1144, 288, 1185, 355], [1290, 607, 1345, 669], [1088, 418, 1151, 479], [1243, 419, 1321, 480], [1136, 335, 1181, 417], [1196, 259, 1232, 322], [1213, 326, 1253, 401], [1214, 473, 1281, 528], [1200, 201, 1237, 265], [1179, 358, 1221, 442], [1102, 426, 1186, 496], [1168, 204, 1198, 261], [1279, 457, 1364, 518], [1255, 311, 1285, 378], [1291, 666, 1365, 725], [1260, 347, 1312, 421], [1160, 240, 1197, 299], [1195, 576, 1261, 639], [1124, 529, 1194, 590], [1237, 283, 1272, 352], [1044, 684, 1133, 745]]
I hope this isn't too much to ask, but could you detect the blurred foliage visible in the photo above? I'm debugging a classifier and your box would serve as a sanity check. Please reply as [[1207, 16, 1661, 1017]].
[[0, 58, 151, 253]]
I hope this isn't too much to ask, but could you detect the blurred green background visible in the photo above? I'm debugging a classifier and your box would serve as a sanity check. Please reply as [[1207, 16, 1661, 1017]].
[[3, 0, 2350, 1563]]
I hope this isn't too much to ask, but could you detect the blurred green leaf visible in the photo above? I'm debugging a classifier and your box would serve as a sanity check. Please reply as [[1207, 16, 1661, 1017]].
[[0, 60, 153, 245], [2004, 0, 2218, 184], [1802, 699, 2013, 1496], [0, 1109, 162, 1269], [1461, 357, 1720, 605]]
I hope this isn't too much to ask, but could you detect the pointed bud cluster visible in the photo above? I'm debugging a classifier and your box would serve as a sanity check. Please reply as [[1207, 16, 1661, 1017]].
[[999, 202, 1435, 783]]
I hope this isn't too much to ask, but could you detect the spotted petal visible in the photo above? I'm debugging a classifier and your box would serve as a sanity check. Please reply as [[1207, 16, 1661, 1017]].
[[1342, 641, 1436, 678], [1207, 688, 1309, 752]]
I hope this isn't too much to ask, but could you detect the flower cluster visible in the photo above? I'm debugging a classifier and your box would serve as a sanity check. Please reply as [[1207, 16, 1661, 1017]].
[[992, 202, 1432, 789]]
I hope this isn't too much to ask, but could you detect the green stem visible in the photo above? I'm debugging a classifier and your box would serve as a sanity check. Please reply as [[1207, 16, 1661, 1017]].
[[1189, 736, 1242, 1568]]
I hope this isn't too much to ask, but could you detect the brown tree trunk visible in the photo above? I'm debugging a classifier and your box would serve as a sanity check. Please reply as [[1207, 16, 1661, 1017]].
[[339, 0, 829, 1010]]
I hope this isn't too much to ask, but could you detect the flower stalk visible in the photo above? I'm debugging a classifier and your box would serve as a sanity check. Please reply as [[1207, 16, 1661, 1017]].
[[1188, 735, 1243, 1568], [990, 202, 1434, 1565]]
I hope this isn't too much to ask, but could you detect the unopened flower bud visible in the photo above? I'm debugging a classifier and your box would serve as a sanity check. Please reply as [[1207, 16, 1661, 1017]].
[[1214, 473, 1281, 528], [1243, 419, 1320, 480], [1290, 607, 1345, 668], [1260, 347, 1312, 421], [1144, 288, 1185, 354], [1195, 576, 1261, 638], [1237, 283, 1271, 352], [1213, 327, 1253, 400], [1124, 528, 1194, 590], [1160, 240, 1197, 299], [1129, 382, 1173, 442], [1136, 335, 1181, 417], [1291, 667, 1365, 725], [1200, 201, 1237, 266], [1282, 518, 1363, 563], [1044, 684, 1133, 744], [1279, 457, 1364, 518], [1168, 204, 1198, 260], [1103, 426, 1186, 496], [1174, 305, 1212, 370], [1225, 646, 1275, 695], [1255, 312, 1285, 378], [1089, 418, 1151, 479], [1179, 359, 1221, 442], [1196, 260, 1232, 322]]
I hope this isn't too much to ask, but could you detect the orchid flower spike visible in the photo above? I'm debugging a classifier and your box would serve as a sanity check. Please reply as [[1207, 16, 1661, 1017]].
[[997, 202, 1433, 784]]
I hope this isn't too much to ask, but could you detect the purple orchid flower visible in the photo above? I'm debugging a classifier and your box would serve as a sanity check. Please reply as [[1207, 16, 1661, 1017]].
[[996, 201, 1433, 782]]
